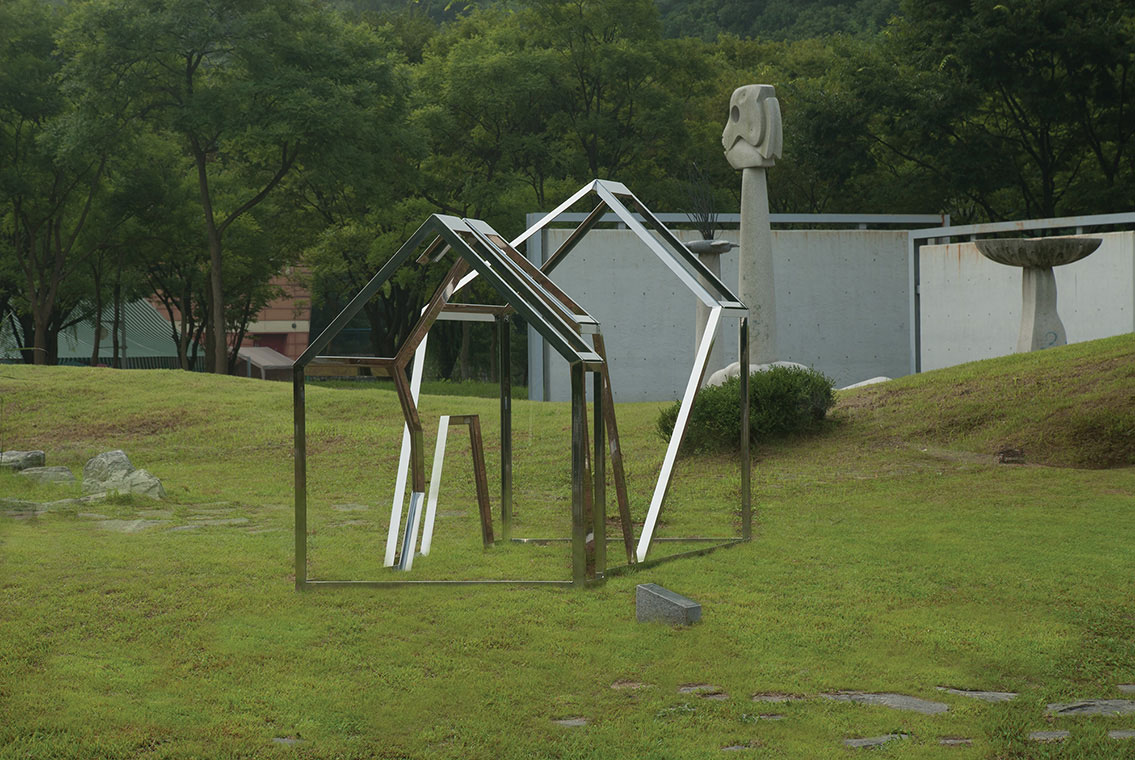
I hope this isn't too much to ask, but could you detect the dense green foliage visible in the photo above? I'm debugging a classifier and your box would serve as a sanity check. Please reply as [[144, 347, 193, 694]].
[[3, 0, 1133, 373], [658, 366, 836, 452]]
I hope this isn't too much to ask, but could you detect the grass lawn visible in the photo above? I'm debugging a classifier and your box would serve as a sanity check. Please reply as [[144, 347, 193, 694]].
[[1, 334, 1134, 759]]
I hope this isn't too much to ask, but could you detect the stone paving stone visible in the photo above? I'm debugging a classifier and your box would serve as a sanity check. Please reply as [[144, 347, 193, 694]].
[[272, 737, 304, 746], [167, 525, 200, 532], [843, 734, 906, 748], [1119, 685, 1135, 694], [1028, 731, 1069, 742], [721, 741, 760, 751], [193, 517, 250, 526], [97, 519, 169, 533], [552, 717, 587, 727], [751, 692, 804, 703], [137, 509, 174, 519], [1047, 699, 1135, 717], [1110, 730, 1135, 740], [611, 680, 650, 690], [937, 686, 1017, 702], [938, 738, 973, 746], [822, 691, 949, 715], [77, 512, 110, 519], [679, 684, 728, 699]]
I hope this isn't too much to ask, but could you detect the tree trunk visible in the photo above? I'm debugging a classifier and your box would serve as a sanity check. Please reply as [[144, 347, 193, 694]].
[[111, 277, 122, 369], [194, 148, 228, 375], [89, 257, 103, 366]]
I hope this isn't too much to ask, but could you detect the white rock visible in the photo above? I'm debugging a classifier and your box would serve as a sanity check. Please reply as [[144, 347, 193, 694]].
[[704, 360, 810, 388], [839, 376, 892, 390]]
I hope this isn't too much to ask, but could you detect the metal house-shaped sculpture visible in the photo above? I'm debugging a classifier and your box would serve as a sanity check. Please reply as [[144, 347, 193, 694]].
[[293, 214, 610, 588]]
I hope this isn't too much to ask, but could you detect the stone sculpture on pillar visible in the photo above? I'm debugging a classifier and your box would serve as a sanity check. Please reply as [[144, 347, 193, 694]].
[[723, 84, 782, 365]]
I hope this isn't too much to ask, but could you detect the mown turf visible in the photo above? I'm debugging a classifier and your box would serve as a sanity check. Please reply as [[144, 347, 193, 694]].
[[1, 335, 1133, 759]]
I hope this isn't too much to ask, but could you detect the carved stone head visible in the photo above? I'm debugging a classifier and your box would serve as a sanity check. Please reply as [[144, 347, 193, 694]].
[[722, 84, 782, 169]]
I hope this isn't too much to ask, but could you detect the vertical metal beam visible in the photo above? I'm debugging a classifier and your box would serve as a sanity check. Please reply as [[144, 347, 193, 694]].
[[420, 416, 451, 556], [293, 367, 307, 590], [526, 217, 546, 401], [498, 315, 513, 540], [592, 370, 606, 579], [466, 415, 495, 546], [739, 317, 751, 540], [570, 361, 587, 586], [387, 338, 427, 567], [591, 334, 634, 563]]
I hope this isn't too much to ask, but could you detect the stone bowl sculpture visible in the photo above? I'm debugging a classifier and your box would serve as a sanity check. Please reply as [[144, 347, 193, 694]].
[[973, 237, 1102, 352], [974, 237, 1101, 268]]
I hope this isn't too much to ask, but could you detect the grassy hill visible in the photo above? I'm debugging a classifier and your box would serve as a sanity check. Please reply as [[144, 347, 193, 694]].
[[1, 334, 1133, 758]]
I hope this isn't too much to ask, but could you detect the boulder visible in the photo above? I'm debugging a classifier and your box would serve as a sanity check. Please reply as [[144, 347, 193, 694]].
[[17, 466, 76, 485], [1, 450, 46, 471], [82, 450, 166, 500], [704, 360, 809, 388]]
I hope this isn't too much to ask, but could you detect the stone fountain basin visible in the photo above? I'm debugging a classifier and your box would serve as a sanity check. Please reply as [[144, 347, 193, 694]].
[[974, 237, 1102, 268]]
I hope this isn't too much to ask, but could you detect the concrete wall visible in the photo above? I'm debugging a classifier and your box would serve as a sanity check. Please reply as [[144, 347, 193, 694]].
[[533, 227, 912, 402], [919, 231, 1135, 371]]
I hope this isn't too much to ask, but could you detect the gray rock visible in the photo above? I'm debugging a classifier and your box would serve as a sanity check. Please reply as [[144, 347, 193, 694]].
[[1028, 731, 1069, 742], [636, 583, 701, 625], [83, 450, 135, 482], [937, 686, 1018, 702], [821, 692, 949, 715], [611, 680, 650, 690], [17, 466, 75, 484], [843, 734, 906, 748], [938, 738, 972, 746], [705, 361, 809, 388], [82, 450, 165, 499], [1110, 730, 1135, 739], [1, 450, 45, 471], [1047, 699, 1135, 717], [751, 692, 804, 703], [1119, 685, 1135, 694]]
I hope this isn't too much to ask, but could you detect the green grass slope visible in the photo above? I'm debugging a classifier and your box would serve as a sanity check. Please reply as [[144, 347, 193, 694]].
[[0, 335, 1133, 759]]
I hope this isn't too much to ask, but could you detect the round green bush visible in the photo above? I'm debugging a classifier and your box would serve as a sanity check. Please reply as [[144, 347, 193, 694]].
[[657, 365, 836, 452]]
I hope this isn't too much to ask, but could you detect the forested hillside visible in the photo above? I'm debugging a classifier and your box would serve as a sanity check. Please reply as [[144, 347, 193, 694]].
[[4, 0, 1132, 378]]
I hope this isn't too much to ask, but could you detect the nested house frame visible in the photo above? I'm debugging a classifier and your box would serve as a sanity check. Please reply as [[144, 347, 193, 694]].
[[292, 181, 752, 589]]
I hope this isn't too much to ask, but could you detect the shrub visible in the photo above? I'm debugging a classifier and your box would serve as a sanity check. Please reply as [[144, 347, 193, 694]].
[[657, 365, 836, 452]]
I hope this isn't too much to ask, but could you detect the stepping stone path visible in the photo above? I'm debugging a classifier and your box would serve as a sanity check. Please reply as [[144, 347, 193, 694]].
[[1047, 699, 1135, 717], [552, 717, 587, 727], [844, 734, 906, 748], [938, 737, 972, 746], [751, 692, 803, 703], [821, 691, 949, 715], [1028, 731, 1069, 743], [1119, 685, 1135, 694], [611, 680, 650, 691], [1110, 730, 1135, 739], [679, 684, 728, 700], [938, 686, 1017, 702]]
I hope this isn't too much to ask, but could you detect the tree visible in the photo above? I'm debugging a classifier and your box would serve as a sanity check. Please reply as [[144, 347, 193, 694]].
[[66, 0, 408, 372], [875, 0, 1135, 220]]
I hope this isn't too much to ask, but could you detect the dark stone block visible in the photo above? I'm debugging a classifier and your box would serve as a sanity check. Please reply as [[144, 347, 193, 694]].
[[636, 583, 701, 625]]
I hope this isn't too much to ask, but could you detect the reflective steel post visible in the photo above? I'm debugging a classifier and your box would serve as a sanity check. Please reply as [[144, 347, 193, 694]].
[[292, 366, 307, 590], [498, 314, 513, 540], [593, 369, 606, 578], [570, 361, 587, 585], [740, 317, 751, 540]]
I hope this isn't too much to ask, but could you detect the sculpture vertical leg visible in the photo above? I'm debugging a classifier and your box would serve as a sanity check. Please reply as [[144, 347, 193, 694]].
[[740, 317, 751, 540], [592, 369, 606, 579], [293, 367, 307, 590], [570, 362, 587, 586], [466, 415, 494, 546], [498, 315, 512, 540]]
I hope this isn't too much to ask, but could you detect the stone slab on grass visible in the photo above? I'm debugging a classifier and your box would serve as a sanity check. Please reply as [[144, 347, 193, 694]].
[[636, 583, 700, 625], [1, 451, 45, 471], [938, 686, 1017, 702], [1047, 699, 1135, 717], [822, 692, 949, 715], [96, 518, 170, 533], [1119, 685, 1135, 694], [1029, 731, 1070, 742], [1110, 730, 1135, 740], [552, 717, 587, 727], [17, 466, 75, 484], [843, 734, 906, 748], [938, 738, 973, 746]]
